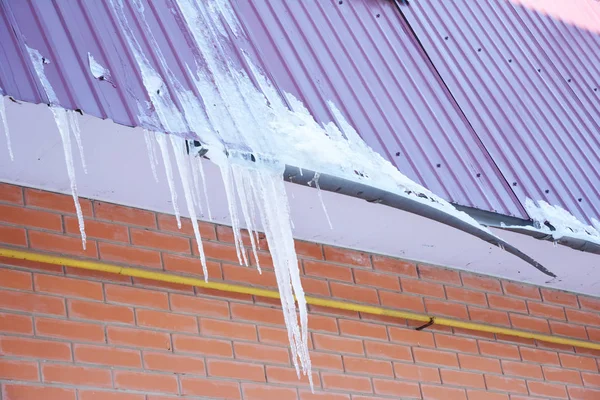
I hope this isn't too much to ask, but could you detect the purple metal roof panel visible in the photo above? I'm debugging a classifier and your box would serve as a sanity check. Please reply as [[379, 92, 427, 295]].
[[402, 0, 600, 223], [3, 0, 572, 220]]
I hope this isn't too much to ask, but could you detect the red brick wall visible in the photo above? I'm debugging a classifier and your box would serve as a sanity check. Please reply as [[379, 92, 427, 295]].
[[0, 183, 599, 400]]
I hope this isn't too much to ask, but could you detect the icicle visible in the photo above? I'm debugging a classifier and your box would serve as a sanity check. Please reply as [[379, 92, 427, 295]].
[[143, 129, 160, 182], [219, 162, 248, 266], [313, 173, 333, 229], [51, 107, 86, 249], [170, 136, 208, 278], [67, 110, 87, 174], [231, 164, 261, 272], [156, 133, 181, 228], [0, 95, 13, 161], [196, 156, 213, 220], [187, 141, 204, 215]]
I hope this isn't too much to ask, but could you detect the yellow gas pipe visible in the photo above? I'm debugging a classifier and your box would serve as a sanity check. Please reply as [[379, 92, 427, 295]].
[[0, 247, 598, 351]]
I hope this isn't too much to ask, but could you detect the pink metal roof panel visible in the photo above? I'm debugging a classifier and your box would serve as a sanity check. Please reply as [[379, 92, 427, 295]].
[[401, 0, 600, 223]]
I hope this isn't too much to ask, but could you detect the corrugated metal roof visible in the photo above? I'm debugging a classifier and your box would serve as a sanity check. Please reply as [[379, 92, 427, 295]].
[[1, 0, 599, 224], [402, 0, 600, 223]]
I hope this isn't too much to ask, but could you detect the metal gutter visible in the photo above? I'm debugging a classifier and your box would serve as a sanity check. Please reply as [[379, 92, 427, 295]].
[[0, 247, 596, 350]]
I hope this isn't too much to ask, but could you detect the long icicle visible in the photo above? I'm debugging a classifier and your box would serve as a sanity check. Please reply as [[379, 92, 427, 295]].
[[144, 129, 160, 182], [68, 110, 87, 174], [156, 132, 182, 229], [170, 136, 208, 278], [231, 164, 261, 272], [219, 162, 248, 266]]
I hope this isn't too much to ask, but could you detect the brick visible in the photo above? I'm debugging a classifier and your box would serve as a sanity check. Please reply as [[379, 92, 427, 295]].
[[198, 318, 255, 341], [322, 372, 372, 393], [323, 246, 370, 267], [69, 299, 134, 324], [394, 362, 440, 382], [402, 278, 445, 298], [541, 288, 578, 308], [466, 390, 509, 400], [502, 281, 540, 300], [93, 201, 155, 227], [0, 268, 32, 290], [560, 353, 598, 372], [458, 354, 501, 373], [3, 384, 76, 400], [310, 351, 344, 370], [242, 383, 298, 400], [136, 309, 198, 333], [485, 375, 527, 394], [419, 264, 461, 285], [65, 267, 131, 283], [131, 228, 190, 253], [373, 379, 420, 397], [364, 341, 412, 361], [582, 372, 600, 387], [313, 333, 364, 355], [26, 188, 92, 216], [230, 303, 284, 325], [0, 183, 23, 204], [157, 213, 216, 240], [75, 344, 141, 368], [217, 226, 259, 248], [566, 309, 600, 326], [80, 391, 145, 400], [108, 326, 171, 350], [343, 356, 393, 377], [372, 255, 417, 276], [301, 276, 330, 296], [304, 260, 353, 282], [389, 326, 434, 347], [330, 281, 379, 304], [435, 334, 478, 353], [569, 386, 600, 400], [173, 334, 232, 357], [295, 240, 323, 259], [162, 252, 221, 278], [379, 291, 425, 312], [461, 273, 502, 292], [222, 263, 277, 288], [36, 317, 105, 342], [106, 284, 169, 309], [258, 325, 293, 346], [29, 230, 98, 258], [114, 370, 178, 393], [0, 203, 62, 231], [234, 342, 290, 364], [527, 381, 568, 399], [441, 369, 485, 388], [0, 312, 33, 334], [202, 240, 241, 264], [208, 359, 265, 382], [543, 366, 583, 384], [143, 351, 205, 375], [0, 359, 39, 381], [468, 306, 510, 326], [510, 313, 550, 333], [0, 224, 26, 246], [414, 348, 459, 367], [520, 347, 560, 365], [0, 336, 71, 361], [308, 314, 338, 333], [42, 363, 112, 387], [353, 269, 400, 290], [588, 327, 600, 342], [426, 298, 468, 319], [170, 293, 229, 317], [421, 385, 467, 400], [266, 365, 320, 387], [502, 360, 543, 379], [35, 274, 102, 300], [550, 320, 588, 339], [65, 216, 129, 243], [528, 302, 566, 320], [579, 296, 600, 312], [99, 242, 162, 269], [478, 341, 519, 359], [181, 376, 241, 399], [0, 255, 63, 273], [339, 319, 387, 340], [487, 294, 527, 313], [445, 286, 487, 306]]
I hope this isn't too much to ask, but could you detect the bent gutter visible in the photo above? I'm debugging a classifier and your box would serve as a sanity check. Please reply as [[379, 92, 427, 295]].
[[283, 166, 556, 278]]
